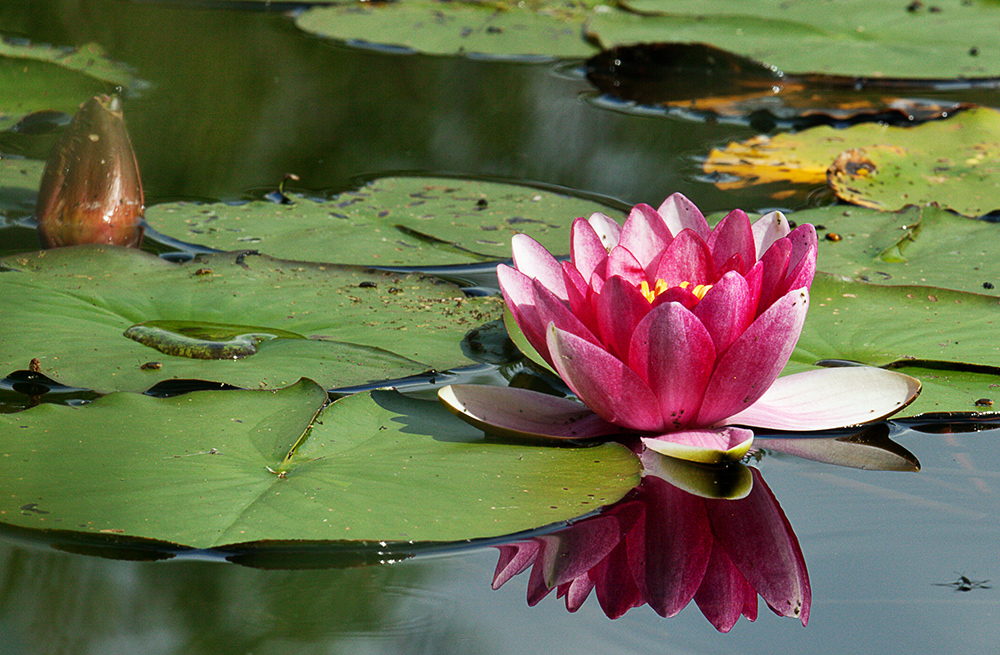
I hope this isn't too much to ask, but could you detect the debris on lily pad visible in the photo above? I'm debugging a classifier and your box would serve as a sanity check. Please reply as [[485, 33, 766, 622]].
[[146, 176, 623, 266]]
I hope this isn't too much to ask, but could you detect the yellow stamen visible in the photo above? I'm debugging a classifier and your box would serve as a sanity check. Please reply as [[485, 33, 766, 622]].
[[641, 279, 713, 304]]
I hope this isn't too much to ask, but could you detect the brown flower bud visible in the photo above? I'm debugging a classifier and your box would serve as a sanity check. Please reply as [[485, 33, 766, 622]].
[[36, 94, 145, 248]]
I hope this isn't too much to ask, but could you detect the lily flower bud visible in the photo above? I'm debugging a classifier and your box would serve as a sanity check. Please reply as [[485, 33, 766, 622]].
[[36, 94, 144, 249]]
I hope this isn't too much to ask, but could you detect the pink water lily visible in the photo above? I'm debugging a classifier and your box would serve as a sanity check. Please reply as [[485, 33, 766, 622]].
[[439, 194, 920, 462]]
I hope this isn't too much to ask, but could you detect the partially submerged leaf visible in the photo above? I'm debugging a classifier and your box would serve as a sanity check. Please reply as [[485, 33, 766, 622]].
[[0, 381, 642, 548], [755, 424, 921, 472], [146, 176, 622, 266], [0, 246, 503, 393]]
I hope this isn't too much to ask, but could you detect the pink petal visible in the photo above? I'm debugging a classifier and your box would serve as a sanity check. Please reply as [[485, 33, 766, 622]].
[[560, 260, 598, 335], [629, 303, 716, 431], [560, 575, 596, 612], [594, 275, 653, 362], [547, 324, 664, 432], [693, 542, 758, 632], [696, 288, 810, 426], [640, 476, 712, 617], [617, 203, 675, 276], [438, 384, 622, 441], [512, 233, 568, 301], [724, 367, 921, 431], [641, 427, 755, 464], [537, 515, 623, 589], [532, 277, 602, 347], [656, 192, 711, 240], [705, 468, 810, 625], [593, 539, 645, 619], [571, 217, 610, 283], [756, 237, 791, 313], [751, 210, 791, 258], [493, 541, 540, 589], [587, 211, 622, 251], [652, 230, 715, 288], [498, 264, 553, 363], [707, 209, 755, 277], [693, 271, 755, 357], [605, 244, 646, 286]]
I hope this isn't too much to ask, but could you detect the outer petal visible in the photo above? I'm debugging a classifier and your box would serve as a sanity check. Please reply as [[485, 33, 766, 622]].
[[587, 211, 622, 251], [705, 468, 810, 625], [652, 229, 715, 289], [493, 541, 540, 589], [629, 302, 716, 431], [656, 192, 711, 240], [693, 271, 755, 357], [593, 538, 645, 619], [724, 367, 921, 431], [532, 277, 602, 347], [641, 427, 754, 465], [498, 263, 552, 363], [594, 275, 653, 362], [561, 260, 598, 336], [571, 217, 610, 283], [605, 243, 646, 286], [547, 324, 664, 432], [707, 209, 755, 277], [751, 210, 791, 259], [512, 233, 568, 301], [693, 543, 759, 632], [438, 384, 622, 441], [696, 288, 809, 426], [617, 203, 675, 276]]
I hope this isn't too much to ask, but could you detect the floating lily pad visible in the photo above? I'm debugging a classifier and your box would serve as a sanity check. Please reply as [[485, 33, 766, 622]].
[[146, 176, 621, 266], [294, 0, 600, 59], [0, 39, 136, 131], [0, 155, 44, 216], [0, 246, 503, 393], [0, 379, 642, 548], [587, 0, 1000, 79], [794, 204, 1000, 295]]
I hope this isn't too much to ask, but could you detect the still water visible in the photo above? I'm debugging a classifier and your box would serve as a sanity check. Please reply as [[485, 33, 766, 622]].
[[1, 1, 998, 653]]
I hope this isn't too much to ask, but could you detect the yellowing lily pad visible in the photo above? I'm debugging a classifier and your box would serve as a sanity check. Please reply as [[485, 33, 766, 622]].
[[0, 246, 503, 393], [146, 176, 622, 266], [0, 379, 642, 549]]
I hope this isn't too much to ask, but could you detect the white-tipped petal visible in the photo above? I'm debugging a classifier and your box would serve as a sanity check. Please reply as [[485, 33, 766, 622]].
[[642, 427, 754, 465]]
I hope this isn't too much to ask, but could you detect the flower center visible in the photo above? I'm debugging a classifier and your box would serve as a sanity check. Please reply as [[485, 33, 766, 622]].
[[640, 279, 712, 304]]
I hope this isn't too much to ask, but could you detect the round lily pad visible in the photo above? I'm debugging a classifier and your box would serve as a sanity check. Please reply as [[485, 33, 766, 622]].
[[0, 379, 642, 548], [0, 245, 504, 393]]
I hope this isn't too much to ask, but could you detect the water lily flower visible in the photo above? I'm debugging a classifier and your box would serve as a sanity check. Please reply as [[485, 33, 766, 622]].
[[439, 194, 920, 462], [36, 94, 145, 249], [491, 461, 810, 632]]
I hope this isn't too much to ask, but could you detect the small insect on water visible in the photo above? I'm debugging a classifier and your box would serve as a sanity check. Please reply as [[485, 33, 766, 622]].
[[140, 362, 162, 371], [933, 574, 991, 592]]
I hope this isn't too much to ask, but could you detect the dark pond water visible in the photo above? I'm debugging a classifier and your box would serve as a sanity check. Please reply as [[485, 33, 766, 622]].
[[1, 1, 999, 653]]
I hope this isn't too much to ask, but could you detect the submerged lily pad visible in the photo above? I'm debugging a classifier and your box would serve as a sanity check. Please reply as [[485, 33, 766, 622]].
[[0, 246, 503, 393], [146, 176, 621, 266], [295, 0, 599, 59], [0, 40, 136, 131], [587, 0, 1000, 79], [0, 379, 642, 548]]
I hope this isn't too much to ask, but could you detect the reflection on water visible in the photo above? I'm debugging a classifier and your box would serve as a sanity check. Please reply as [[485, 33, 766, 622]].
[[490, 461, 808, 632]]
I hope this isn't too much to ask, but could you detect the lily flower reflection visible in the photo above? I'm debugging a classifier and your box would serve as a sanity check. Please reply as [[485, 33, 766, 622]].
[[491, 459, 808, 632], [440, 194, 920, 463]]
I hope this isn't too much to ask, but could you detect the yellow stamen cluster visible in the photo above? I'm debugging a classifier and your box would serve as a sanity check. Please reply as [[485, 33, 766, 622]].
[[640, 279, 713, 304]]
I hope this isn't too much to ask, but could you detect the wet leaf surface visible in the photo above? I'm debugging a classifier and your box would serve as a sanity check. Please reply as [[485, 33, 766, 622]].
[[0, 246, 503, 393], [145, 176, 622, 266], [0, 379, 642, 548]]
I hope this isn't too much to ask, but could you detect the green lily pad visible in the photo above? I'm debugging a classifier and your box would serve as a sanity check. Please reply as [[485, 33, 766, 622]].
[[789, 273, 1000, 418], [0, 155, 44, 216], [588, 0, 1000, 79], [0, 379, 642, 548], [825, 109, 1000, 216], [0, 40, 136, 131], [0, 246, 503, 393], [794, 204, 1000, 296], [295, 0, 601, 59], [146, 176, 621, 266]]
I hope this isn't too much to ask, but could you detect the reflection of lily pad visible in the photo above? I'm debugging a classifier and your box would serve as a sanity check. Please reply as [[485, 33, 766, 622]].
[[587, 0, 1000, 79], [295, 0, 599, 59], [0, 246, 503, 393], [0, 379, 642, 548], [0, 40, 136, 131], [146, 176, 621, 266]]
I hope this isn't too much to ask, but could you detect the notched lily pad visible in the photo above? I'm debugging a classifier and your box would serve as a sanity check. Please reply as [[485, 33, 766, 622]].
[[0, 245, 504, 393], [146, 176, 622, 266], [0, 380, 642, 548]]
